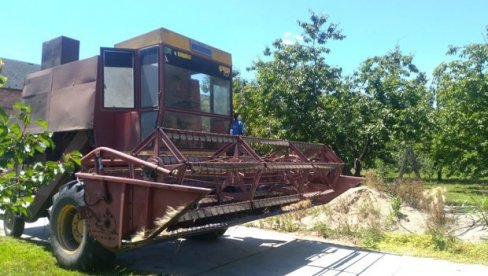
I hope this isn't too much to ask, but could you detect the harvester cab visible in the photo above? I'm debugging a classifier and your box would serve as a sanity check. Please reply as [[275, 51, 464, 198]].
[[96, 29, 233, 150], [3, 28, 363, 270]]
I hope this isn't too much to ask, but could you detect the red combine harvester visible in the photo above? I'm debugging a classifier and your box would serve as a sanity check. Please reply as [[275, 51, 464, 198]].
[[3, 28, 363, 269]]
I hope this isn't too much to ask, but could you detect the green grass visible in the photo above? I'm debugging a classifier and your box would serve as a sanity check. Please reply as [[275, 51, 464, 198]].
[[0, 237, 83, 276], [425, 178, 488, 206], [312, 224, 488, 265], [376, 232, 488, 265], [0, 237, 137, 275], [381, 171, 488, 206]]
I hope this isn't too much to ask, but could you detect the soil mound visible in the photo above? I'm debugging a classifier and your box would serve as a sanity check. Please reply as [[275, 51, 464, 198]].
[[301, 186, 487, 242]]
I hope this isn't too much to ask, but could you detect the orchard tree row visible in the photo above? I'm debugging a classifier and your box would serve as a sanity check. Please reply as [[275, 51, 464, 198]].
[[233, 12, 488, 179]]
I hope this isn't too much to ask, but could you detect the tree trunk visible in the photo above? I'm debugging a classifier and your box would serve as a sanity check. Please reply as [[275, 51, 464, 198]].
[[352, 138, 369, 177], [399, 145, 421, 179], [353, 158, 362, 176]]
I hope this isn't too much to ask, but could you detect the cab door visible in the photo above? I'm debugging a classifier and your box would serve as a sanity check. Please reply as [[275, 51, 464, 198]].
[[138, 46, 160, 140], [95, 48, 139, 150]]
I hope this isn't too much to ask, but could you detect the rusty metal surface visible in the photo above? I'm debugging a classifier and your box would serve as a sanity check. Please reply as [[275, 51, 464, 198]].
[[18, 28, 363, 256], [74, 128, 363, 250], [82, 175, 210, 249], [22, 57, 98, 133]]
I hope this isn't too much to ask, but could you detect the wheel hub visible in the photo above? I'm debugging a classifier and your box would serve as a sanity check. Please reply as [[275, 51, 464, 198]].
[[71, 213, 84, 244], [57, 204, 84, 252]]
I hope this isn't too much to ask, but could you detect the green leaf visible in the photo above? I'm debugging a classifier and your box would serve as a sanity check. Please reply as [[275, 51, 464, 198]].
[[35, 119, 48, 130], [0, 108, 8, 125]]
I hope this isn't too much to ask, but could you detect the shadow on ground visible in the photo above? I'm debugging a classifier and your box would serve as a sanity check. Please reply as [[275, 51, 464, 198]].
[[116, 228, 384, 275], [4, 220, 488, 275]]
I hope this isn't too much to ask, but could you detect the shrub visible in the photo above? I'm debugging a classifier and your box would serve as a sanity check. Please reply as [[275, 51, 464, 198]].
[[363, 170, 389, 193], [390, 196, 402, 218], [391, 178, 447, 228], [391, 178, 425, 208], [360, 227, 385, 249], [427, 229, 456, 251]]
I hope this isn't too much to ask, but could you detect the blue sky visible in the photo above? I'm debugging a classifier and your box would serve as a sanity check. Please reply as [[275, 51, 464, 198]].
[[1, 0, 487, 80]]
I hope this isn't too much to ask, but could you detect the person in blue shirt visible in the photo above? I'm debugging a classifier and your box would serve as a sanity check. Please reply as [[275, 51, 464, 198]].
[[230, 113, 245, 135], [227, 113, 245, 156]]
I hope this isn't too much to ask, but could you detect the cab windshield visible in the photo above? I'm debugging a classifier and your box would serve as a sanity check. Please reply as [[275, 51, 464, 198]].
[[163, 47, 231, 133]]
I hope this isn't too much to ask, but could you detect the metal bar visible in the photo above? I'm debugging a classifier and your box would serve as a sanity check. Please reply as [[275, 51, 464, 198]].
[[76, 173, 212, 194], [118, 183, 126, 248], [288, 142, 310, 162], [249, 170, 263, 201], [158, 128, 186, 163], [153, 129, 160, 157], [189, 162, 264, 174], [238, 136, 265, 162], [163, 127, 238, 143], [131, 129, 156, 156], [243, 136, 289, 146], [210, 142, 235, 159], [81, 147, 172, 175]]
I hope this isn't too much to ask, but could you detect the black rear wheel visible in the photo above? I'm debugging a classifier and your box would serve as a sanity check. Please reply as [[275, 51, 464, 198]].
[[50, 181, 114, 270], [3, 210, 25, 238]]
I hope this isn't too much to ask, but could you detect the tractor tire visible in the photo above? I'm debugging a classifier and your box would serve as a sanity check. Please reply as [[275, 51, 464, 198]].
[[3, 210, 25, 238], [49, 181, 114, 270], [187, 228, 228, 241]]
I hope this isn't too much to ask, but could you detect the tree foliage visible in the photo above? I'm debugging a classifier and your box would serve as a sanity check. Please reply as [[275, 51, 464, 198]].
[[348, 47, 434, 175], [235, 12, 434, 175], [0, 102, 81, 216], [237, 11, 345, 144], [236, 14, 487, 178], [432, 39, 488, 177], [0, 59, 7, 87]]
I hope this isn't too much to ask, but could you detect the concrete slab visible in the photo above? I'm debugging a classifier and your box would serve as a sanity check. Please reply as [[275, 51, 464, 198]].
[[1, 218, 488, 275]]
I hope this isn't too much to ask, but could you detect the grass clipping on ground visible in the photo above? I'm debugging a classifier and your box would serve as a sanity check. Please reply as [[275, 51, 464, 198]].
[[250, 171, 488, 265]]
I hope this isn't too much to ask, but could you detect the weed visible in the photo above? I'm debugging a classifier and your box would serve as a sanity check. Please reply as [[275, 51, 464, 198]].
[[427, 229, 456, 251], [422, 187, 447, 228], [470, 196, 488, 228], [364, 170, 389, 193], [313, 223, 336, 239], [391, 178, 425, 208], [360, 227, 385, 249], [253, 211, 305, 233], [391, 196, 402, 218], [386, 196, 402, 227]]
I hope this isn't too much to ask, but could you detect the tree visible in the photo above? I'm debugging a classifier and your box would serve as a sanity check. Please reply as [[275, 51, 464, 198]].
[[350, 47, 434, 177], [328, 81, 391, 175], [234, 13, 435, 176], [432, 36, 488, 177], [0, 59, 7, 87], [236, 11, 345, 143]]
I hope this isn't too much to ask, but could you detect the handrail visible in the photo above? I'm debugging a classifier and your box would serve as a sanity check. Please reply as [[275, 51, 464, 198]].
[[81, 147, 173, 175]]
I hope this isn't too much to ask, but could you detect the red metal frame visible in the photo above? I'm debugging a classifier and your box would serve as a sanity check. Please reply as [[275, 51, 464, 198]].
[[76, 128, 362, 250]]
